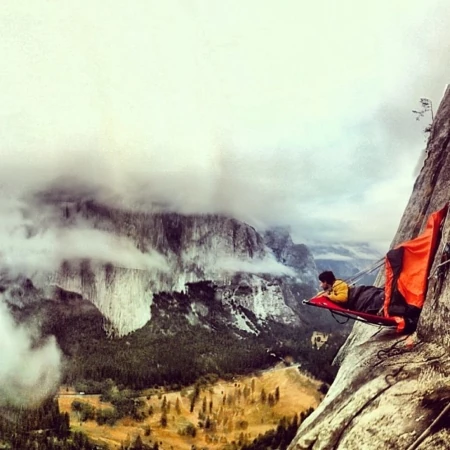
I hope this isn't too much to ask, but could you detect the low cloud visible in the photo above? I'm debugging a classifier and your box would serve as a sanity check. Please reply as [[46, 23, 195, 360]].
[[0, 1, 449, 252], [214, 255, 296, 277], [55, 227, 169, 272], [0, 197, 169, 280], [313, 253, 353, 262], [0, 301, 61, 407]]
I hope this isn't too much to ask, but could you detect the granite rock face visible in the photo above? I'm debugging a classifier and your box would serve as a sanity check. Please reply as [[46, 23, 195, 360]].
[[16, 199, 321, 336], [288, 88, 450, 449]]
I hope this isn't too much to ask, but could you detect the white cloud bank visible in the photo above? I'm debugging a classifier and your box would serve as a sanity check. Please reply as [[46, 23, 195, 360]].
[[0, 0, 449, 251], [0, 198, 169, 279], [214, 255, 296, 277], [0, 301, 61, 407]]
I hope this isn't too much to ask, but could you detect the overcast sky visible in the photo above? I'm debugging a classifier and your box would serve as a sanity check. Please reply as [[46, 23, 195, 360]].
[[1, 1, 450, 252]]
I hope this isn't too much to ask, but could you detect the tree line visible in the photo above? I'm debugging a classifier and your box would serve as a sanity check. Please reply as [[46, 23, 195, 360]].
[[0, 398, 105, 450], [241, 408, 314, 450]]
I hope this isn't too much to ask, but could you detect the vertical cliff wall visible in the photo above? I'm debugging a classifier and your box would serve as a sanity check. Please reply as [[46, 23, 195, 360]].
[[37, 200, 319, 336], [289, 87, 450, 450]]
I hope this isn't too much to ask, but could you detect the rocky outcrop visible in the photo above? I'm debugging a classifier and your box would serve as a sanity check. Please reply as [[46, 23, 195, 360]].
[[288, 89, 450, 449], [265, 227, 318, 285], [25, 199, 320, 336]]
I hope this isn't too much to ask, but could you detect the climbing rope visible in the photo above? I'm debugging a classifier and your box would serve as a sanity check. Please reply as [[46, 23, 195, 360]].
[[345, 258, 385, 286], [374, 334, 420, 367], [377, 333, 413, 362]]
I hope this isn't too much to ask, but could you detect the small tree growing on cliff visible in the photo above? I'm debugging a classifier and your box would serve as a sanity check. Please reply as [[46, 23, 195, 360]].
[[412, 97, 434, 134]]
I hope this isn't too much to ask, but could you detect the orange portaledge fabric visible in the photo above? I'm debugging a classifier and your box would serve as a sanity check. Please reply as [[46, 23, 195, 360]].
[[384, 203, 448, 331]]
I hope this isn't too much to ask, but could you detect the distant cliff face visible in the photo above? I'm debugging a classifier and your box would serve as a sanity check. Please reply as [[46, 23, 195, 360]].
[[264, 227, 318, 284], [289, 89, 450, 449], [19, 199, 321, 336]]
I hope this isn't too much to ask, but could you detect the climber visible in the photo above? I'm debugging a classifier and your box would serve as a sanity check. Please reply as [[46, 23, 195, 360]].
[[318, 271, 384, 315], [318, 271, 349, 303]]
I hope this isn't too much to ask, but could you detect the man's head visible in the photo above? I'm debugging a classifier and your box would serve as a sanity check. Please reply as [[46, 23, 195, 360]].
[[319, 271, 336, 290]]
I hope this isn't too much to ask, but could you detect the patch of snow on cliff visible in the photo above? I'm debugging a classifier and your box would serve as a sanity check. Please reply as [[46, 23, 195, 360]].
[[185, 305, 200, 326], [227, 277, 299, 325], [231, 309, 258, 334]]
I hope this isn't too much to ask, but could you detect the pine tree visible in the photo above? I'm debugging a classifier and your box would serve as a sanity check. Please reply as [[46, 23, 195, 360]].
[[291, 413, 299, 429], [260, 389, 267, 404], [160, 409, 168, 428], [133, 434, 144, 450], [58, 412, 70, 438], [190, 383, 201, 413]]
